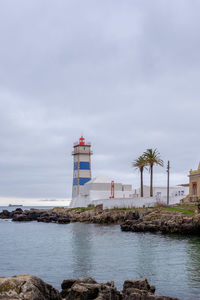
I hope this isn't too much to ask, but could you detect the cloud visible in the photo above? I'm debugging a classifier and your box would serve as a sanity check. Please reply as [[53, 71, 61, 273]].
[[0, 0, 199, 201]]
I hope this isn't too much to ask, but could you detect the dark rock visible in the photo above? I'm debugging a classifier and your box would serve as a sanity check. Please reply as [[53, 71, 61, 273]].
[[60, 277, 178, 300], [60, 277, 121, 300], [94, 204, 103, 211], [122, 278, 178, 300], [121, 216, 200, 235], [1, 210, 10, 218], [61, 277, 97, 298], [57, 217, 70, 224], [126, 211, 140, 220], [0, 275, 179, 300], [12, 214, 31, 222], [61, 278, 77, 290], [123, 278, 153, 293], [0, 208, 24, 220], [12, 209, 47, 222], [68, 282, 99, 299], [0, 274, 61, 300], [14, 208, 23, 213]]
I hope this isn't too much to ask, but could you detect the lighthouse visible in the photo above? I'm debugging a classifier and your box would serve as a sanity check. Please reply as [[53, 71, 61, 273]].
[[72, 136, 92, 199]]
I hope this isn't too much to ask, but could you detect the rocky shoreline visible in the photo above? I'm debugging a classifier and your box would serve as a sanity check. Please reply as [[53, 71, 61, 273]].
[[121, 209, 200, 235], [0, 274, 178, 299], [1, 205, 200, 235], [0, 206, 141, 224]]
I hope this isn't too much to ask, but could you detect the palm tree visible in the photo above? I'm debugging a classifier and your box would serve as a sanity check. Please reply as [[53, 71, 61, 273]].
[[133, 155, 148, 197], [143, 149, 164, 197]]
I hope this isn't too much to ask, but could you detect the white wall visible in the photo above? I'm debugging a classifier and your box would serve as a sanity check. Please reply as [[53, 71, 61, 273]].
[[91, 195, 184, 209], [138, 185, 189, 198], [86, 182, 123, 191], [69, 194, 185, 208], [122, 184, 132, 191], [88, 190, 133, 200], [69, 196, 91, 208], [91, 197, 157, 209]]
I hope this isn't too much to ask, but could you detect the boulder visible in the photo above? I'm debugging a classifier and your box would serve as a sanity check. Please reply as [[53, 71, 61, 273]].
[[0, 275, 179, 300], [123, 278, 155, 293], [0, 208, 24, 220], [0, 210, 11, 219], [14, 208, 23, 214], [12, 215, 27, 222], [61, 277, 96, 290], [60, 277, 121, 300], [57, 217, 70, 224], [0, 274, 61, 300], [122, 278, 178, 300], [60, 277, 178, 300], [121, 215, 200, 235], [12, 209, 42, 222]]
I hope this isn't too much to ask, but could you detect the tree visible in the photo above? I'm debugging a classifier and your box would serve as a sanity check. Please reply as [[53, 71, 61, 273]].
[[143, 149, 164, 197], [133, 155, 148, 197]]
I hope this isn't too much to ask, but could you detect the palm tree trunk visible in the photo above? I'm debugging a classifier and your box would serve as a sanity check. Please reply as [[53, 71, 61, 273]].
[[140, 168, 143, 197], [150, 164, 153, 197]]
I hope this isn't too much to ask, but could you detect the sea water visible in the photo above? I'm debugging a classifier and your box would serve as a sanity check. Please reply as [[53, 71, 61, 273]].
[[0, 206, 200, 299]]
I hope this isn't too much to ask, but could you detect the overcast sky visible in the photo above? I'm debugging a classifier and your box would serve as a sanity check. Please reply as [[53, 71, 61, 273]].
[[0, 0, 200, 204]]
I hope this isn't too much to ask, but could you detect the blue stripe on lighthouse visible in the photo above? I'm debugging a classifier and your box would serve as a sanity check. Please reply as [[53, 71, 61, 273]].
[[74, 162, 90, 170], [79, 177, 91, 185], [79, 162, 90, 170], [73, 177, 91, 186]]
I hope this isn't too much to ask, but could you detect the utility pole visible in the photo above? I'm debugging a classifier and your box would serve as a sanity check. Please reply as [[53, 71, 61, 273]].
[[167, 161, 170, 205]]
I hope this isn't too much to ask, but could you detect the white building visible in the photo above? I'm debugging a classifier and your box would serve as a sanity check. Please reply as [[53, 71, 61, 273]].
[[137, 185, 189, 198], [69, 175, 189, 208], [69, 137, 189, 209], [69, 176, 137, 208], [82, 176, 133, 200]]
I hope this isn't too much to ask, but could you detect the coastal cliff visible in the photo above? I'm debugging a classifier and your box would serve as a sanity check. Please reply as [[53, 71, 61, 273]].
[[0, 275, 178, 300], [1, 204, 200, 235]]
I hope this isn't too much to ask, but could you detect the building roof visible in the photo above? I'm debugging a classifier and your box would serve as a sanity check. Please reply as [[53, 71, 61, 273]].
[[189, 162, 200, 176], [142, 185, 189, 189]]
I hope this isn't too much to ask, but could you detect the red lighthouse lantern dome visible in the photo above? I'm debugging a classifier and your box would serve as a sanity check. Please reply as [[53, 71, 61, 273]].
[[79, 136, 85, 145]]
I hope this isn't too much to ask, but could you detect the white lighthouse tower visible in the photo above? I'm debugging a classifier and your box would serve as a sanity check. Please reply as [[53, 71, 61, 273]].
[[71, 136, 92, 200]]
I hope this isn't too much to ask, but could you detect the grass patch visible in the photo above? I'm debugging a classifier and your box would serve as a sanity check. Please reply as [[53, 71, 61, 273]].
[[105, 207, 137, 212], [70, 205, 95, 212], [165, 207, 194, 215]]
